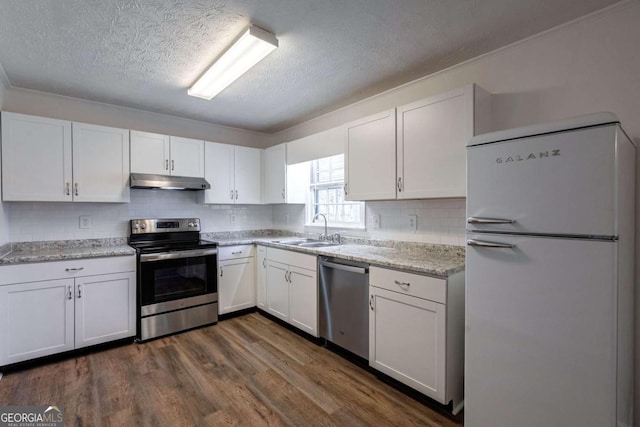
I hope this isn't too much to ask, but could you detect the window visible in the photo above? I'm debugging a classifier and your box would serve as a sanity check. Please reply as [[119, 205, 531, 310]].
[[307, 154, 365, 228]]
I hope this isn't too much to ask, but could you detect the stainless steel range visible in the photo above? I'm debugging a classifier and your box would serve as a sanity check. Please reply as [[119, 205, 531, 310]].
[[129, 218, 218, 341]]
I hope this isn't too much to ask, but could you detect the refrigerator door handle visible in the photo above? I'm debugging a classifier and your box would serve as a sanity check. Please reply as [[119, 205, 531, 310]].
[[467, 217, 516, 224], [467, 239, 515, 249]]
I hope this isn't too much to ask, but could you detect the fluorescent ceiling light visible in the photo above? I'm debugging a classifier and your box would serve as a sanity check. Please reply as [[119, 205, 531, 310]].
[[188, 25, 278, 100]]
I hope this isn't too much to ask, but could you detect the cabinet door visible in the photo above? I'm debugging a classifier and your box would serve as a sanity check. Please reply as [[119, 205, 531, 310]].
[[234, 146, 262, 204], [202, 141, 234, 203], [219, 259, 256, 315], [72, 123, 130, 202], [289, 266, 318, 337], [0, 279, 75, 365], [266, 260, 289, 321], [170, 136, 204, 177], [74, 272, 136, 349], [345, 109, 396, 201], [397, 86, 472, 199], [1, 112, 73, 202], [369, 286, 446, 403], [263, 143, 286, 203], [256, 246, 267, 309], [130, 130, 170, 175]]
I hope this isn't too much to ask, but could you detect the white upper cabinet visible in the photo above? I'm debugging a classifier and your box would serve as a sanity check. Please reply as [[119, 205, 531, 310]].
[[72, 123, 130, 202], [1, 112, 73, 202], [130, 130, 170, 175], [130, 132, 204, 178], [1, 112, 130, 202], [202, 142, 261, 204], [396, 84, 491, 199], [202, 142, 234, 203], [170, 136, 205, 177], [345, 109, 397, 201], [263, 143, 287, 203], [233, 146, 262, 204]]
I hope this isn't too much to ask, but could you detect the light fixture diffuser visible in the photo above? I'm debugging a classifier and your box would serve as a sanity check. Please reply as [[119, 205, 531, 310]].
[[188, 25, 278, 100]]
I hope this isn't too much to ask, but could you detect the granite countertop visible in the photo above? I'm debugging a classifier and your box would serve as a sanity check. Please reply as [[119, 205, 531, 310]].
[[0, 231, 465, 277], [206, 232, 465, 278], [0, 238, 136, 265]]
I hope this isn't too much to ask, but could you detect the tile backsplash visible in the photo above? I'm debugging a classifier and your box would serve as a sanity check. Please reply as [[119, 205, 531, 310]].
[[6, 189, 272, 242], [7, 190, 466, 246]]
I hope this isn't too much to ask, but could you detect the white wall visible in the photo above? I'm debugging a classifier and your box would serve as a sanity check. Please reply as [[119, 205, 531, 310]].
[[2, 87, 271, 148], [6, 190, 273, 242], [0, 70, 9, 246], [270, 1, 640, 420]]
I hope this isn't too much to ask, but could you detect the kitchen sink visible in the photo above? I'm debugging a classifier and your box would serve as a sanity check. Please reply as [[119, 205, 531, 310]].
[[273, 238, 340, 248], [297, 241, 339, 248]]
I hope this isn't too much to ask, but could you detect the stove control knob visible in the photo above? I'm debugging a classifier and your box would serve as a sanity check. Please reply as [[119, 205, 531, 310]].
[[188, 222, 195, 227], [133, 223, 139, 230], [140, 223, 147, 229]]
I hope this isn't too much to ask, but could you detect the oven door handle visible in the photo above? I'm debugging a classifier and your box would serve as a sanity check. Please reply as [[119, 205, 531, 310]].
[[140, 248, 218, 262]]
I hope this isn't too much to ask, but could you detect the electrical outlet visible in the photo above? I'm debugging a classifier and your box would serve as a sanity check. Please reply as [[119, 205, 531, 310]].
[[229, 214, 236, 224], [369, 214, 381, 229], [79, 215, 92, 229], [408, 214, 417, 231]]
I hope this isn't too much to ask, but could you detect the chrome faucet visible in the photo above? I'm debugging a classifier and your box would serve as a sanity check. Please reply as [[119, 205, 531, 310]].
[[312, 213, 328, 240]]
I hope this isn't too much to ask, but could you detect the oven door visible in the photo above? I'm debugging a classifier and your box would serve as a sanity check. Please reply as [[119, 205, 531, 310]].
[[139, 248, 218, 307]]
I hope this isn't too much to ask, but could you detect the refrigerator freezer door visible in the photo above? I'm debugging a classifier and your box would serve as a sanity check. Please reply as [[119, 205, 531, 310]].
[[465, 233, 619, 427], [467, 125, 617, 236]]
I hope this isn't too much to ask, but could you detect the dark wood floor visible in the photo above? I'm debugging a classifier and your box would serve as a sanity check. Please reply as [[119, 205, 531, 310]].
[[0, 313, 462, 426]]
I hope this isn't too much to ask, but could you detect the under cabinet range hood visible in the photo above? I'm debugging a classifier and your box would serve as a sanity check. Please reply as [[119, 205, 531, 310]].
[[130, 173, 210, 191]]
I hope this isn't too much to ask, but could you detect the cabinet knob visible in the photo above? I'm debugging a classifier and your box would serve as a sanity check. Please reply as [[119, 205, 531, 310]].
[[77, 284, 82, 299], [165, 159, 169, 170], [235, 190, 238, 200], [369, 295, 374, 310], [220, 267, 224, 277], [68, 285, 72, 300], [75, 182, 79, 196], [65, 182, 70, 196], [397, 177, 403, 192], [394, 280, 410, 288], [171, 160, 175, 171]]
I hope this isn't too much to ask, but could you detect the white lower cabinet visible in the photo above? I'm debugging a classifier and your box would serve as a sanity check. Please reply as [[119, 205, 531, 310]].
[[256, 246, 267, 310], [369, 266, 465, 412], [265, 248, 318, 337], [0, 256, 136, 366], [218, 245, 256, 315]]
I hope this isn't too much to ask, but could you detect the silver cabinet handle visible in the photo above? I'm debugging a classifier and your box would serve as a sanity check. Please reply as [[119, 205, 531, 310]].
[[68, 285, 72, 300], [281, 189, 285, 200], [235, 190, 238, 200], [369, 295, 374, 311], [77, 284, 82, 299], [231, 251, 242, 255], [65, 182, 70, 195], [344, 183, 348, 195], [467, 239, 515, 249], [467, 217, 516, 224], [262, 258, 266, 268], [171, 160, 175, 171], [74, 183, 79, 196], [65, 267, 84, 272], [394, 280, 410, 288], [220, 266, 224, 277], [230, 190, 234, 200], [288, 271, 292, 283], [284, 271, 289, 283], [397, 177, 403, 192], [165, 159, 169, 170]]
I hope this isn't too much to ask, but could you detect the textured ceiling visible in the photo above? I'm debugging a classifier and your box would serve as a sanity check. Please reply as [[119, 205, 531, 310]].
[[0, 0, 621, 133]]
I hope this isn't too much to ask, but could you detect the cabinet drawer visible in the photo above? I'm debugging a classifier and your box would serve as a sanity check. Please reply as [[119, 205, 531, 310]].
[[266, 247, 317, 271], [218, 245, 255, 261], [369, 266, 446, 304], [0, 255, 136, 286]]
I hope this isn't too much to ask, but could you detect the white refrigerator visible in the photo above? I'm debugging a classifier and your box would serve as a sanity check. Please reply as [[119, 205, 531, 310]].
[[465, 113, 635, 427]]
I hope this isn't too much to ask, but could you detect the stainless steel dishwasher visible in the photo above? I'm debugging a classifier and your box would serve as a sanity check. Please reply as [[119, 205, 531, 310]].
[[319, 256, 370, 360]]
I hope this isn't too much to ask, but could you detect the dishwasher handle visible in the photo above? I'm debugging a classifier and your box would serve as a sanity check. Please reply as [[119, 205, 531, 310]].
[[320, 259, 368, 275]]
